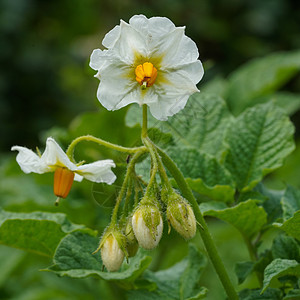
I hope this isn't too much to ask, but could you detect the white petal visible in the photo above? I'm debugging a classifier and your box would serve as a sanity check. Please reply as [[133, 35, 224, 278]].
[[150, 27, 185, 59], [11, 146, 49, 174], [89, 49, 113, 71], [173, 60, 204, 85], [129, 15, 176, 41], [96, 61, 138, 110], [74, 173, 83, 182], [102, 25, 120, 48], [41, 138, 77, 171], [148, 70, 199, 120], [112, 20, 148, 63], [75, 159, 116, 184], [161, 35, 200, 68]]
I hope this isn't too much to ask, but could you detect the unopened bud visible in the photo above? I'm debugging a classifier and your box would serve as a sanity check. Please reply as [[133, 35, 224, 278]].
[[167, 194, 196, 240], [101, 234, 124, 272], [125, 217, 139, 257], [132, 204, 163, 250], [94, 228, 127, 272]]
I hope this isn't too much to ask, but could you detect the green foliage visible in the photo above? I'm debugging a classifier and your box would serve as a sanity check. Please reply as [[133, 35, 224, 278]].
[[226, 50, 300, 114], [239, 288, 283, 300], [224, 103, 295, 192], [127, 244, 207, 300], [0, 209, 92, 257], [262, 258, 300, 293], [200, 200, 267, 238], [235, 261, 255, 285]]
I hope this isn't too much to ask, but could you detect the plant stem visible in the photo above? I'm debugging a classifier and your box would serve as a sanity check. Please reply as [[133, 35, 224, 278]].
[[156, 146, 239, 300], [243, 234, 263, 287], [142, 105, 148, 138], [66, 135, 146, 161], [110, 149, 147, 225]]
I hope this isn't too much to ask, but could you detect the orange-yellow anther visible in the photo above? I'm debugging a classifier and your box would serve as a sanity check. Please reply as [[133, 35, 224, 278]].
[[54, 167, 75, 198], [135, 62, 157, 88]]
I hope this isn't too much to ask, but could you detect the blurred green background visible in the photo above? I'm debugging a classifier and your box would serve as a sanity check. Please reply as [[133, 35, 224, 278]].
[[1, 0, 299, 151], [0, 0, 300, 299]]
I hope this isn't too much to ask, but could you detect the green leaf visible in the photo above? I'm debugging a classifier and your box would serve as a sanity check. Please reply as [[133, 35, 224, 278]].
[[255, 183, 284, 225], [127, 244, 207, 300], [281, 185, 300, 221], [239, 288, 282, 300], [262, 92, 300, 116], [262, 258, 300, 293], [225, 103, 295, 192], [274, 211, 300, 240], [235, 261, 255, 284], [126, 93, 233, 158], [46, 231, 152, 289], [226, 50, 300, 113], [0, 209, 90, 257], [271, 234, 300, 262], [200, 200, 267, 238], [168, 147, 235, 202], [283, 289, 300, 299]]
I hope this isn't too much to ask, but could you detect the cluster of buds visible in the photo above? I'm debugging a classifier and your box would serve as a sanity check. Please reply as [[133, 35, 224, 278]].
[[98, 185, 197, 272]]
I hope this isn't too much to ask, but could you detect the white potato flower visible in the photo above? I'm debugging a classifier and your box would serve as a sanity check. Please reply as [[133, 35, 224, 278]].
[[11, 137, 116, 201], [90, 14, 204, 121]]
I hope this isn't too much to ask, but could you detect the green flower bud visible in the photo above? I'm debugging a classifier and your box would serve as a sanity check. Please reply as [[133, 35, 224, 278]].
[[167, 194, 196, 240], [94, 227, 127, 272], [125, 217, 139, 257], [132, 204, 163, 250]]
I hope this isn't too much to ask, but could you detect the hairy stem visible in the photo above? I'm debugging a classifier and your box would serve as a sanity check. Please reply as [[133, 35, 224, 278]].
[[156, 146, 239, 300], [110, 149, 147, 225], [142, 105, 148, 138]]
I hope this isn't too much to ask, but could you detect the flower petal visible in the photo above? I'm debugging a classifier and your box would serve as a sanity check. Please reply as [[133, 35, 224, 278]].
[[74, 173, 83, 182], [75, 159, 116, 184], [96, 61, 138, 110], [173, 60, 204, 85], [89, 49, 112, 71], [102, 25, 120, 48], [161, 35, 200, 68], [129, 15, 176, 41], [41, 138, 77, 171], [11, 146, 49, 174], [112, 20, 148, 63], [147, 69, 199, 120]]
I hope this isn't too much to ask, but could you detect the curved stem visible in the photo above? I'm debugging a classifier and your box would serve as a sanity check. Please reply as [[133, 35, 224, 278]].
[[66, 135, 146, 162], [110, 149, 147, 225], [156, 146, 239, 300]]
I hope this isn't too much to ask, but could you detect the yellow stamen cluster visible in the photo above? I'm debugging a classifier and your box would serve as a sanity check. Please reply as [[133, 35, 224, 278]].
[[135, 62, 157, 89]]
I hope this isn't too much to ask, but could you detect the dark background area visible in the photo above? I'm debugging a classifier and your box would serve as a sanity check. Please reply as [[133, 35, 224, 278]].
[[0, 0, 299, 151]]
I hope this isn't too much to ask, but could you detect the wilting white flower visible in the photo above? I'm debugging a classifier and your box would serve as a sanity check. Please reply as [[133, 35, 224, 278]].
[[90, 14, 204, 121], [11, 137, 116, 200]]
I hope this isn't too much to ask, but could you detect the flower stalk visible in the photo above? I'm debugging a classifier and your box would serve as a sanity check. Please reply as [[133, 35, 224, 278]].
[[156, 146, 239, 300]]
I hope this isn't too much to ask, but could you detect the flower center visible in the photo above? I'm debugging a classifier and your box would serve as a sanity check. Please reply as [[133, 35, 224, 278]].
[[54, 167, 75, 200], [135, 62, 158, 89]]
